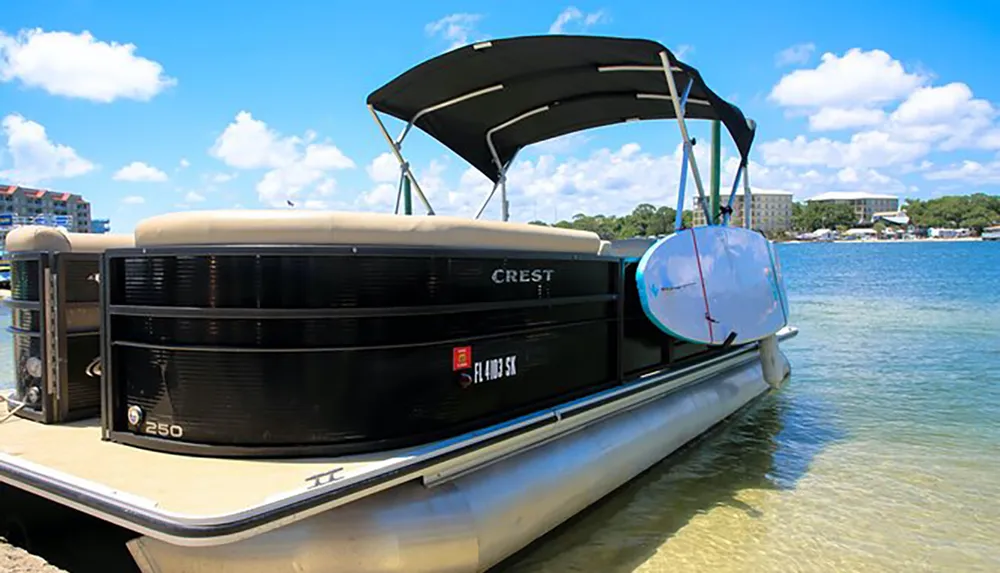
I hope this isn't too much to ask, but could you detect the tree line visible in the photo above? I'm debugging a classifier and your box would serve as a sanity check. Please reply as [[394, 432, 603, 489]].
[[526, 193, 1000, 239], [528, 204, 693, 240]]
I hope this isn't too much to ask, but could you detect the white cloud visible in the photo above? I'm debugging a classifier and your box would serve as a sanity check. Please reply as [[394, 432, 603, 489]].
[[359, 142, 727, 219], [925, 160, 1000, 185], [209, 111, 300, 170], [254, 142, 355, 206], [183, 190, 206, 203], [366, 152, 398, 183], [763, 47, 1000, 172], [898, 160, 934, 174], [759, 132, 930, 169], [0, 113, 94, 183], [743, 159, 906, 199], [808, 107, 886, 131], [178, 158, 190, 169], [766, 81, 1000, 169], [355, 134, 919, 220], [361, 183, 399, 208], [775, 43, 816, 67], [209, 111, 355, 207], [113, 161, 167, 182], [978, 129, 1000, 150], [121, 195, 145, 205], [425, 14, 484, 50], [0, 28, 175, 102], [886, 82, 996, 150], [769, 48, 927, 109], [548, 7, 608, 34], [531, 132, 592, 155], [315, 178, 336, 196], [210, 172, 235, 184]]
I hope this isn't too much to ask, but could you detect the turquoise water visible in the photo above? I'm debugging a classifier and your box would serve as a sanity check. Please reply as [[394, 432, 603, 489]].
[[2, 242, 999, 571]]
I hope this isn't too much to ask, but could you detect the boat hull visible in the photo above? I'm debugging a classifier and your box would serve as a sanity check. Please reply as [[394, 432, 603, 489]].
[[125, 348, 789, 573]]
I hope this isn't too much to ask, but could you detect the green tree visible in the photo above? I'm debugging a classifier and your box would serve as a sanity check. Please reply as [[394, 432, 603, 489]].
[[792, 201, 856, 232], [904, 194, 1000, 233], [534, 192, 1000, 239], [873, 221, 886, 238]]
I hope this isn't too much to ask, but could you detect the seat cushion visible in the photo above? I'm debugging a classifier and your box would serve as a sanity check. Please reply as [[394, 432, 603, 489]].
[[135, 210, 604, 254], [5, 225, 135, 253]]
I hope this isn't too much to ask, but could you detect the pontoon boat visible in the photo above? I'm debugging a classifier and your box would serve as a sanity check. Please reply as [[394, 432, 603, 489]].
[[0, 35, 795, 573]]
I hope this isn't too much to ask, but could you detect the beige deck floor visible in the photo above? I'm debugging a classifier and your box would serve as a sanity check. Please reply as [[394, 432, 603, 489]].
[[0, 417, 417, 519]]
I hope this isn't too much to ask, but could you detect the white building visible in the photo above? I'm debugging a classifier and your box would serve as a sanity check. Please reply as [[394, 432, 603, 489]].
[[691, 188, 794, 233], [0, 184, 95, 249], [806, 191, 899, 224]]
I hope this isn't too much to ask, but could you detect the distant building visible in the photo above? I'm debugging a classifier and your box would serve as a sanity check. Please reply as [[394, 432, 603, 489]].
[[806, 191, 899, 224], [871, 211, 910, 226], [0, 183, 98, 249], [91, 218, 111, 234], [928, 227, 972, 238], [691, 188, 794, 233]]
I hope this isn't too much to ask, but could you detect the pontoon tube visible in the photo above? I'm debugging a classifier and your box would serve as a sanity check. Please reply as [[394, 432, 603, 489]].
[[127, 352, 789, 573]]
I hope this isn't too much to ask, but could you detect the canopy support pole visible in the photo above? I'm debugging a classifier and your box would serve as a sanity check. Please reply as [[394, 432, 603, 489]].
[[673, 78, 694, 231], [394, 84, 505, 146], [367, 105, 435, 215], [480, 107, 547, 221], [501, 177, 509, 222], [675, 142, 690, 231], [722, 164, 744, 226], [743, 164, 753, 229], [402, 175, 413, 215], [658, 51, 712, 224], [474, 150, 518, 220], [710, 120, 721, 225]]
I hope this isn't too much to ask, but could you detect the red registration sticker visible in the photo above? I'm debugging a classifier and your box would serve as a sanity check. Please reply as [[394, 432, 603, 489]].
[[453, 346, 472, 370]]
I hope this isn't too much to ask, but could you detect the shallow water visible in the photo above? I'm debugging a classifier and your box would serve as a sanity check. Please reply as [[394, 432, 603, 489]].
[[496, 241, 1000, 573], [1, 242, 998, 572]]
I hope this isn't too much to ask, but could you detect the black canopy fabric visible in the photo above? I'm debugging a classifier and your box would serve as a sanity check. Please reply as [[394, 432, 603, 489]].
[[367, 35, 757, 183]]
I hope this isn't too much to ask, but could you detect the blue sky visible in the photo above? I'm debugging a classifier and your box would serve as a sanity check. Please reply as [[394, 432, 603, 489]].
[[2, 0, 1000, 232]]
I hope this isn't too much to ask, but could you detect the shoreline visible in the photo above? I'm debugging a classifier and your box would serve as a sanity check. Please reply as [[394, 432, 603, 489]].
[[780, 237, 985, 245], [0, 539, 66, 573]]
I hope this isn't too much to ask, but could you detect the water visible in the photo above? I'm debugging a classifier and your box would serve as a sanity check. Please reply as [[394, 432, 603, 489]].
[[1, 242, 998, 571], [496, 241, 1000, 573]]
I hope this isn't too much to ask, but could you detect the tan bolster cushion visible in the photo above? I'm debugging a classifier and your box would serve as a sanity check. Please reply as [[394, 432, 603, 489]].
[[5, 225, 135, 254], [135, 210, 603, 254]]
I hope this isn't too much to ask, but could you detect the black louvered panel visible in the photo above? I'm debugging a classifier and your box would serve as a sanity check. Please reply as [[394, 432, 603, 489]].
[[10, 260, 40, 301], [110, 254, 613, 308], [106, 248, 622, 456], [114, 320, 613, 450]]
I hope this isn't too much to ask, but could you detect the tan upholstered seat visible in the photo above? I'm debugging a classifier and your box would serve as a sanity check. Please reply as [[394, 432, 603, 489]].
[[5, 225, 135, 253], [135, 210, 605, 254]]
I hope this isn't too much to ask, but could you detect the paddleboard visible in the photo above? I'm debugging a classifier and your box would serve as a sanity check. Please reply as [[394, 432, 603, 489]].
[[635, 226, 788, 346]]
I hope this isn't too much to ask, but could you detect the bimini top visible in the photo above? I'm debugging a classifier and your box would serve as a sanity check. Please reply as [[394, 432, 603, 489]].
[[367, 35, 757, 183]]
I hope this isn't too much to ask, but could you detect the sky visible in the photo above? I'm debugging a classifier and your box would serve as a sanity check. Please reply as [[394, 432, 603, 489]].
[[2, 0, 1000, 232]]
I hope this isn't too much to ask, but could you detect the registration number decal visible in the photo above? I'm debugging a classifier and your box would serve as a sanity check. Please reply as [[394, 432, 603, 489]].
[[473, 354, 517, 385]]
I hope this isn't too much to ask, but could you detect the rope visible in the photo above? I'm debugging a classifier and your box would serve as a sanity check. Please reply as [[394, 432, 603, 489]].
[[0, 393, 26, 424], [85, 356, 102, 378]]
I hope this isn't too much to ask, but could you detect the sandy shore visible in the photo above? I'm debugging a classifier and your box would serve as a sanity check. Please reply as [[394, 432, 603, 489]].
[[0, 540, 65, 573]]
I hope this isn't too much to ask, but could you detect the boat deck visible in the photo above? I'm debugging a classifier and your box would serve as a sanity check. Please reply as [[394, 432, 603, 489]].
[[0, 327, 797, 547], [0, 417, 406, 518]]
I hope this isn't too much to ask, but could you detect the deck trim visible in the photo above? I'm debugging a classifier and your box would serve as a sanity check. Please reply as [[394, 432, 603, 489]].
[[0, 327, 797, 546]]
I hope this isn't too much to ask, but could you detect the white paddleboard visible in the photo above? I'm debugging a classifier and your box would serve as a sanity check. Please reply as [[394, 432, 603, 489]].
[[635, 226, 788, 345]]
